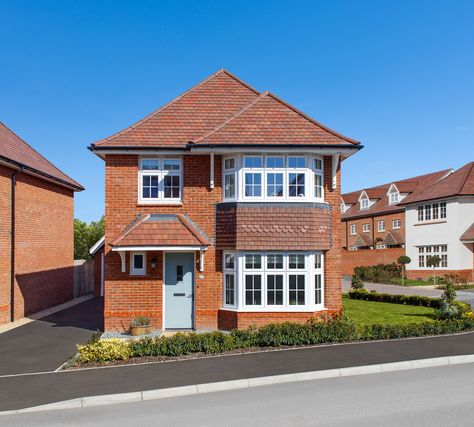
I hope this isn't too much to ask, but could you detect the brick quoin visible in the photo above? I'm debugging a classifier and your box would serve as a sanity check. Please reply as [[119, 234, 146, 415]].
[[0, 164, 75, 324]]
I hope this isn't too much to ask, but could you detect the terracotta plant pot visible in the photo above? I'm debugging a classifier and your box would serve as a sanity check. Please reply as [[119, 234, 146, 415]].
[[130, 325, 150, 336]]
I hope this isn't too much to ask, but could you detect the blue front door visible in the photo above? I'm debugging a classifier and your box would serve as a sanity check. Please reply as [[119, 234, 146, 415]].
[[165, 253, 194, 329]]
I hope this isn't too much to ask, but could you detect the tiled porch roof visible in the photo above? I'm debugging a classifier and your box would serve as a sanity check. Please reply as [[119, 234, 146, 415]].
[[353, 234, 372, 247], [110, 214, 210, 248], [382, 230, 404, 246]]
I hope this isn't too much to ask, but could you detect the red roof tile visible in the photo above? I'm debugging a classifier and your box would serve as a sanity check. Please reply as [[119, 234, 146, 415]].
[[110, 214, 210, 247], [0, 123, 83, 190], [400, 162, 474, 205], [460, 222, 474, 242], [92, 70, 360, 149], [342, 169, 450, 220]]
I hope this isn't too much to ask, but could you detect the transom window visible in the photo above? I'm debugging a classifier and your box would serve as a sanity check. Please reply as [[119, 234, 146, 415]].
[[223, 155, 324, 202], [417, 202, 447, 222], [139, 158, 182, 203], [418, 245, 448, 268], [222, 252, 324, 310]]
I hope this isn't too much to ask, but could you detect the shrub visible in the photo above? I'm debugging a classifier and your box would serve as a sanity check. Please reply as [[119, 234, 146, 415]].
[[353, 263, 401, 284], [77, 339, 131, 362], [131, 316, 150, 327], [348, 289, 442, 308], [351, 275, 364, 290], [435, 302, 462, 320]]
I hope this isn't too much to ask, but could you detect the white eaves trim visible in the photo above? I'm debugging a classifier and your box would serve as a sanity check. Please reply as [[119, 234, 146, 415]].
[[111, 245, 208, 252], [89, 236, 105, 255]]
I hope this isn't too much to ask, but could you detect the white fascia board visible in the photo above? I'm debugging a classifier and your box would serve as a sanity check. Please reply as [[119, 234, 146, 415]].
[[89, 236, 105, 255], [358, 190, 369, 202], [386, 183, 399, 195], [189, 146, 359, 156], [111, 245, 207, 252]]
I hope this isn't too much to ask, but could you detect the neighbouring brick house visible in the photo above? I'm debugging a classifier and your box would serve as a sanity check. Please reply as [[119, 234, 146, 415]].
[[341, 164, 474, 282], [0, 123, 83, 325], [89, 69, 362, 332]]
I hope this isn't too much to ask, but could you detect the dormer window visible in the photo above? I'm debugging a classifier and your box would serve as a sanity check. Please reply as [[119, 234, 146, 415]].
[[387, 184, 400, 205], [360, 198, 369, 209]]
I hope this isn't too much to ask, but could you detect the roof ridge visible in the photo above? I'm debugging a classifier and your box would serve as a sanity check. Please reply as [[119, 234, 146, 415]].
[[176, 214, 210, 245], [92, 69, 260, 147], [193, 91, 269, 143], [457, 161, 474, 193], [0, 122, 84, 190]]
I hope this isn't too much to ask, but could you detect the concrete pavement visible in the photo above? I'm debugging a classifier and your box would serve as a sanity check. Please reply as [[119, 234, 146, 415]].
[[1, 330, 473, 411], [0, 298, 103, 375], [2, 363, 473, 426]]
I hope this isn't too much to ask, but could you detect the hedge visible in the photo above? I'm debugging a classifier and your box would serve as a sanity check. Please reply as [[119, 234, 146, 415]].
[[76, 315, 474, 364], [348, 289, 471, 314], [353, 263, 401, 283]]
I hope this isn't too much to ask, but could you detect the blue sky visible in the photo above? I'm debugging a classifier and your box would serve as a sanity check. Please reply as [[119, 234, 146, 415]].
[[1, 0, 473, 222]]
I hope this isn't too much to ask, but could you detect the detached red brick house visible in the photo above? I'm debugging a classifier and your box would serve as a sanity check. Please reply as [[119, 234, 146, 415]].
[[0, 123, 84, 325], [89, 70, 361, 332]]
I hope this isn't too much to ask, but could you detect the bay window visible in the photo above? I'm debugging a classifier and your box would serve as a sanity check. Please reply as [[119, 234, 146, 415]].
[[223, 154, 324, 202], [223, 252, 324, 311], [139, 158, 182, 203]]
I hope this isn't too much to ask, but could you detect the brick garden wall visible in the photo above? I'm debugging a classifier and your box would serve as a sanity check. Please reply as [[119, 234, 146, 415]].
[[341, 247, 405, 276], [0, 165, 75, 324]]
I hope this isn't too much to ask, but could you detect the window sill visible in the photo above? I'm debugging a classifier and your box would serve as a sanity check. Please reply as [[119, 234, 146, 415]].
[[137, 202, 183, 207], [414, 220, 447, 226], [220, 306, 326, 313]]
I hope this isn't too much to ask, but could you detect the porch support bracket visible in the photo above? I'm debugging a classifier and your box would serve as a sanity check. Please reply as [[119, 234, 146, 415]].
[[118, 250, 126, 273]]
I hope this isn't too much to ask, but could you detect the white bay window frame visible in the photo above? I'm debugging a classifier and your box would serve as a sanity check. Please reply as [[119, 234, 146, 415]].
[[222, 251, 325, 312], [222, 154, 324, 203], [138, 157, 182, 204]]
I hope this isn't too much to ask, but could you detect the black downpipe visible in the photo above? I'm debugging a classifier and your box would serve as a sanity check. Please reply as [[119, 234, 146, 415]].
[[10, 169, 21, 322]]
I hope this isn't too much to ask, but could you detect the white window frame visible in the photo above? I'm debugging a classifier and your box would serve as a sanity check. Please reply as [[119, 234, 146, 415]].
[[223, 157, 237, 201], [223, 251, 324, 312], [130, 252, 146, 276], [392, 219, 401, 229], [138, 157, 182, 204], [350, 224, 357, 235], [416, 202, 447, 223], [223, 251, 237, 308], [362, 223, 370, 233], [377, 220, 385, 232], [417, 245, 448, 269], [224, 154, 324, 203]]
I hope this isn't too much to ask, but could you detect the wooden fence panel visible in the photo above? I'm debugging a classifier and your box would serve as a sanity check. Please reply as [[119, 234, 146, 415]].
[[73, 259, 94, 297]]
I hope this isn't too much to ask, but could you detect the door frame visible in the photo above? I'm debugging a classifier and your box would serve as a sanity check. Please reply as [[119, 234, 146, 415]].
[[162, 251, 196, 330]]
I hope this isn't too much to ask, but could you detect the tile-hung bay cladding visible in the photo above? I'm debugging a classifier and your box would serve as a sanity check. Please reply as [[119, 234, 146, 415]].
[[89, 69, 363, 332]]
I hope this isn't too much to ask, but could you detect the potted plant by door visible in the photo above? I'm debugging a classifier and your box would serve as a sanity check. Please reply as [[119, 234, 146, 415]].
[[130, 316, 150, 336]]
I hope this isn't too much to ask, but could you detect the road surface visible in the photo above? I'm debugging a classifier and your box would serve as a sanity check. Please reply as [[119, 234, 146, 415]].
[[2, 363, 473, 426]]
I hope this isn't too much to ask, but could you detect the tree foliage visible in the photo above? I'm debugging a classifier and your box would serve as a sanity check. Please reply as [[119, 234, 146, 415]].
[[74, 216, 104, 260]]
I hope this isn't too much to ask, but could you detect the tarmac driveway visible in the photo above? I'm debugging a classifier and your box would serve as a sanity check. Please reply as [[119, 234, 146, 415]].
[[0, 298, 103, 376]]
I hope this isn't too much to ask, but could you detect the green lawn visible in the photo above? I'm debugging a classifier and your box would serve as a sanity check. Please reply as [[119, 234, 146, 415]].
[[389, 278, 431, 286], [342, 295, 435, 326]]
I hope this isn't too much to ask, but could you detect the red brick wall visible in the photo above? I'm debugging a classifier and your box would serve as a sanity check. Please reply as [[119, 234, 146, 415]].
[[0, 165, 75, 324], [104, 154, 342, 332], [407, 269, 474, 282], [341, 247, 405, 276], [342, 211, 405, 248], [104, 154, 223, 332], [0, 165, 13, 324]]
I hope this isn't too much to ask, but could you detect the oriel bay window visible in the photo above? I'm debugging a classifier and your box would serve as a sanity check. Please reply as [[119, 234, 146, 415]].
[[222, 251, 324, 311], [139, 158, 182, 203], [223, 154, 324, 202]]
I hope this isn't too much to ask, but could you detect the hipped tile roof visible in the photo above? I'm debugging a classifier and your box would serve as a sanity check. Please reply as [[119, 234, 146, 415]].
[[92, 69, 360, 149], [341, 169, 450, 220], [110, 214, 210, 248], [460, 222, 474, 242], [400, 162, 474, 205], [0, 122, 83, 190]]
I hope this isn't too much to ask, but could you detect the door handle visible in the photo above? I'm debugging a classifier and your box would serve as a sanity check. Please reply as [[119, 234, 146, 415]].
[[173, 293, 185, 297]]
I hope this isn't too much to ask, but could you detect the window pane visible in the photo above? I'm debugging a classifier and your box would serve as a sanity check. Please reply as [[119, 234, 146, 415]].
[[289, 173, 305, 197], [314, 173, 322, 198], [224, 173, 235, 199], [267, 254, 284, 269], [133, 254, 143, 270], [142, 159, 159, 170], [314, 158, 322, 170], [289, 254, 305, 269], [225, 274, 235, 306], [288, 157, 305, 168], [289, 275, 305, 305], [267, 275, 284, 305], [267, 173, 284, 197], [266, 157, 284, 168], [224, 158, 235, 170], [245, 254, 262, 269], [163, 159, 180, 171], [142, 174, 159, 199], [163, 175, 180, 199], [244, 156, 262, 168], [245, 275, 262, 305], [224, 253, 235, 270], [315, 274, 322, 304], [314, 254, 322, 269], [245, 173, 262, 197]]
